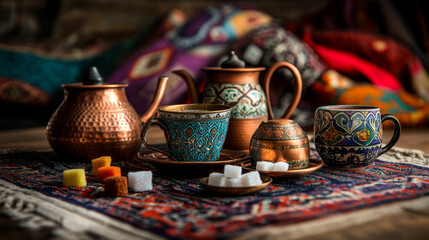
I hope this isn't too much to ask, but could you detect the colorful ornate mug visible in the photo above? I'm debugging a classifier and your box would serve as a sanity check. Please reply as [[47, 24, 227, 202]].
[[141, 104, 231, 161], [314, 105, 401, 169]]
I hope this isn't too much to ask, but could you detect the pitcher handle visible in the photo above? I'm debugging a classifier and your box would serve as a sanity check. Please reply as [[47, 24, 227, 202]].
[[141, 118, 177, 161], [262, 62, 302, 119], [378, 114, 401, 156], [171, 70, 200, 103]]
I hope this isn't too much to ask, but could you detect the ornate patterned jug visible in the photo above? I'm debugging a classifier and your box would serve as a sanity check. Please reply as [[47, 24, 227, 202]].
[[46, 67, 170, 162], [173, 52, 302, 150]]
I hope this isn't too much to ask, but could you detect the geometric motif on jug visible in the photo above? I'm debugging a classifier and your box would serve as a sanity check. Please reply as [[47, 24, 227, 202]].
[[203, 83, 267, 119]]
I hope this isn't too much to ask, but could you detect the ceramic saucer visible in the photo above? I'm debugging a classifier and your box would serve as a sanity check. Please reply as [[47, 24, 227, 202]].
[[242, 159, 324, 179], [136, 149, 249, 177], [200, 175, 272, 196]]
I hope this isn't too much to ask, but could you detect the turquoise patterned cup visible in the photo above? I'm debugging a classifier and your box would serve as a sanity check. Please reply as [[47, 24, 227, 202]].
[[141, 104, 231, 161], [314, 105, 401, 169]]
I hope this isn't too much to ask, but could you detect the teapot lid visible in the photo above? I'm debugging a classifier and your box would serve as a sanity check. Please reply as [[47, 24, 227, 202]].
[[62, 66, 127, 89], [83, 66, 103, 85], [201, 51, 265, 72]]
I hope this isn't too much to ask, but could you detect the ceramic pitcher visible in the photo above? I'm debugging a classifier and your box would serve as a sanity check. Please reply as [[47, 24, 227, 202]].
[[173, 51, 303, 150]]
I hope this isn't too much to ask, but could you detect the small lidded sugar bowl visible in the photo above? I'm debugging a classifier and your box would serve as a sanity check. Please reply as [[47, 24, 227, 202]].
[[250, 119, 310, 169]]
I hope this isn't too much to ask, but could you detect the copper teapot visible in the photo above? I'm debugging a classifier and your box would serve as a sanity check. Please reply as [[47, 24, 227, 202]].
[[46, 67, 172, 162], [173, 52, 303, 150]]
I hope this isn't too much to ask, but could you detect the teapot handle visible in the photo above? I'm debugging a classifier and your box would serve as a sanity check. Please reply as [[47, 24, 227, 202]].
[[262, 62, 302, 119]]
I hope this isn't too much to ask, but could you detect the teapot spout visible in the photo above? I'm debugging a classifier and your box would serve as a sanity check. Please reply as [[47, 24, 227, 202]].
[[140, 71, 200, 124], [140, 76, 169, 124]]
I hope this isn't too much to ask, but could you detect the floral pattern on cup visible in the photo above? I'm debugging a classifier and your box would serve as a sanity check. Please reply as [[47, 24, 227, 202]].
[[314, 105, 401, 169]]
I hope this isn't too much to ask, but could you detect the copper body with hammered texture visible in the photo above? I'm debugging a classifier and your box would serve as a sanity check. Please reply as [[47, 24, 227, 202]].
[[46, 73, 188, 162], [46, 83, 142, 162], [250, 119, 310, 169]]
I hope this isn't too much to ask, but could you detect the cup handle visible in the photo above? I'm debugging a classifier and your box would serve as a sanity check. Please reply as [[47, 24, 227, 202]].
[[263, 62, 303, 119], [141, 118, 177, 161], [378, 114, 401, 156]]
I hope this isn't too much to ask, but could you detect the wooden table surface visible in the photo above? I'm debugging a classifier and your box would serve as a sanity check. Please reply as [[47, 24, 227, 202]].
[[1, 127, 429, 240], [1, 127, 428, 152]]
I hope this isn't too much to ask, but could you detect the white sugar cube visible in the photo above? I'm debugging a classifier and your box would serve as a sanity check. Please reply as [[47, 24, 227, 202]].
[[224, 165, 242, 178], [241, 171, 262, 187], [226, 178, 243, 187], [128, 171, 152, 192], [272, 162, 289, 172], [256, 161, 274, 171], [208, 172, 226, 187]]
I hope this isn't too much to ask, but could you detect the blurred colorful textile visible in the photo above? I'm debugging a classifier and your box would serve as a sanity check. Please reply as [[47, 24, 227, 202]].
[[0, 42, 134, 102], [1, 1, 429, 128], [312, 70, 429, 127], [107, 5, 272, 115], [304, 30, 429, 127], [227, 23, 327, 128]]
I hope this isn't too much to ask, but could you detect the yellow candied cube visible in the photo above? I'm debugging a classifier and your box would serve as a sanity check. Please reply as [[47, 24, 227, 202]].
[[91, 156, 112, 175], [63, 169, 87, 187]]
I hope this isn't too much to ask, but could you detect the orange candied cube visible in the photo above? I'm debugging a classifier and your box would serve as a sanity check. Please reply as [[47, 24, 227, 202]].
[[97, 166, 121, 182], [91, 156, 112, 175]]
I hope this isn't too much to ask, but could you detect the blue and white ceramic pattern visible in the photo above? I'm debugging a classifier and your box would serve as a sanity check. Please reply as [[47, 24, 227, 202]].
[[314, 105, 401, 169], [141, 104, 231, 162]]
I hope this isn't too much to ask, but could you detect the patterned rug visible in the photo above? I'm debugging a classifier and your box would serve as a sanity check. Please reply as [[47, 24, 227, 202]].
[[1, 147, 429, 240]]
